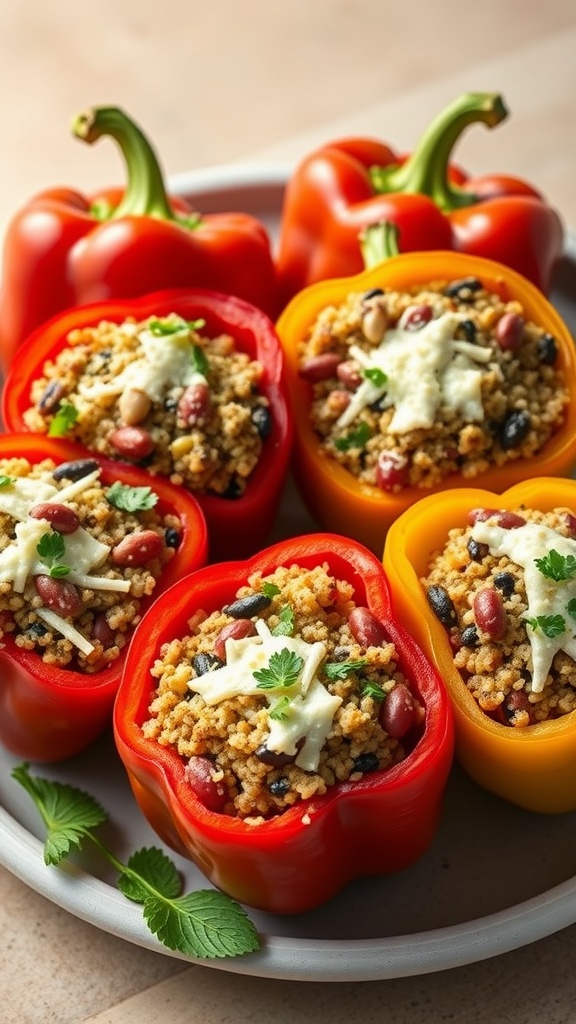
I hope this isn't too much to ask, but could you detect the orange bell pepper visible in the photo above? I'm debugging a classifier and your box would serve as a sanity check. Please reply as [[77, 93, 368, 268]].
[[275, 250, 576, 557], [383, 477, 576, 814]]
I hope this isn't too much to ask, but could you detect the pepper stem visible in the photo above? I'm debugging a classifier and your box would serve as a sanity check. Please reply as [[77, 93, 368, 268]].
[[72, 106, 175, 221], [359, 221, 400, 269], [370, 92, 508, 212]]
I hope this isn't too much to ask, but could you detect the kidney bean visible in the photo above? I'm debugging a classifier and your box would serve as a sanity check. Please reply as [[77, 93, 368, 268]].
[[336, 359, 362, 389], [111, 530, 163, 567], [426, 585, 457, 627], [224, 593, 272, 618], [399, 303, 433, 331], [213, 618, 257, 661], [178, 380, 210, 426], [348, 606, 388, 648], [495, 312, 524, 352], [381, 683, 416, 738], [34, 575, 82, 617], [563, 512, 576, 538], [110, 425, 154, 461], [468, 508, 525, 529], [91, 613, 116, 648], [505, 689, 534, 724], [184, 756, 228, 812], [52, 458, 100, 482], [29, 502, 80, 534], [473, 587, 506, 640], [299, 352, 342, 382], [118, 387, 152, 425], [362, 304, 388, 344], [376, 451, 409, 491]]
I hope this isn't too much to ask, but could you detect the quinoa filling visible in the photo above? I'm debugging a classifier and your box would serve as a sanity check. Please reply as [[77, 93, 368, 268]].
[[422, 505, 576, 726], [143, 562, 423, 823], [0, 457, 177, 672], [298, 276, 568, 491], [23, 313, 272, 498]]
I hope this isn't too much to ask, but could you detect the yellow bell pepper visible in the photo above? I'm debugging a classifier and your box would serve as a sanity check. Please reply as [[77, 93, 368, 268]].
[[276, 250, 576, 557], [383, 477, 576, 814]]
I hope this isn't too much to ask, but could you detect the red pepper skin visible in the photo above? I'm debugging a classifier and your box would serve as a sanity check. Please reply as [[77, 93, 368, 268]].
[[276, 92, 563, 306], [0, 433, 208, 764], [3, 288, 293, 562], [113, 533, 454, 915], [0, 107, 278, 374]]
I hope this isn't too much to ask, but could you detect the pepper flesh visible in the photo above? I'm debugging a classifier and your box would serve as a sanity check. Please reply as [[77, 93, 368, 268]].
[[275, 249, 576, 557], [113, 533, 454, 915], [276, 92, 564, 306], [0, 433, 208, 763], [0, 106, 278, 374], [2, 287, 293, 562], [384, 478, 576, 814]]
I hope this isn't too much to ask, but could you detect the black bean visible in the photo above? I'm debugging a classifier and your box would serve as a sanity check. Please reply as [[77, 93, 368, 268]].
[[467, 538, 489, 562], [457, 319, 478, 343], [27, 621, 48, 638], [494, 572, 516, 598], [352, 752, 379, 774], [38, 379, 65, 413], [499, 409, 531, 450], [165, 527, 181, 549], [362, 287, 385, 301], [537, 333, 558, 365], [443, 277, 483, 300], [460, 625, 479, 647], [426, 584, 458, 627], [193, 652, 224, 675], [52, 458, 100, 482], [164, 396, 178, 411], [268, 777, 291, 796], [251, 405, 272, 440], [224, 593, 272, 618], [256, 745, 296, 767]]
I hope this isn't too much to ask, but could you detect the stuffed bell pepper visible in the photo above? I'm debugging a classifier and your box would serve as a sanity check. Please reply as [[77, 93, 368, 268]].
[[384, 478, 576, 814], [3, 288, 293, 561], [113, 533, 454, 915], [275, 248, 576, 556], [276, 91, 564, 305], [0, 105, 278, 373], [0, 433, 208, 763]]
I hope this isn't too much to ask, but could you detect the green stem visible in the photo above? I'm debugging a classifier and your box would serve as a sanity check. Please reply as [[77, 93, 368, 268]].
[[369, 92, 508, 212], [72, 106, 175, 221], [359, 221, 400, 269]]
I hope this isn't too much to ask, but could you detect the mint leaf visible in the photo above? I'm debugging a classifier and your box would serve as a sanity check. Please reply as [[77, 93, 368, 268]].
[[324, 659, 367, 681], [524, 614, 566, 638], [534, 549, 576, 582], [253, 649, 303, 690], [48, 401, 79, 437], [143, 888, 259, 959], [119, 847, 182, 902], [106, 481, 158, 512]]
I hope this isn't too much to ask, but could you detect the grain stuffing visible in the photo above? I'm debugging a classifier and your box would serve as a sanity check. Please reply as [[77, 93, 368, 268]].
[[142, 561, 424, 823], [422, 505, 576, 727], [0, 456, 177, 672], [298, 275, 568, 491], [22, 313, 272, 498]]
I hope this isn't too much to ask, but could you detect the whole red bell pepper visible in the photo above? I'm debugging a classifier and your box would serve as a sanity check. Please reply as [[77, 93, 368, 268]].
[[113, 533, 454, 915], [276, 92, 564, 305], [2, 287, 293, 562], [0, 433, 208, 763], [0, 105, 279, 374]]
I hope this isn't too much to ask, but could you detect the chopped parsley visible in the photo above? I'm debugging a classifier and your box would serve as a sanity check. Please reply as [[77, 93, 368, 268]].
[[524, 614, 566, 639], [270, 605, 295, 637], [324, 659, 367, 681], [0, 475, 14, 488], [36, 532, 70, 578], [361, 680, 386, 702], [106, 481, 159, 513], [567, 598, 576, 622], [261, 582, 281, 599], [362, 367, 387, 388], [48, 401, 79, 437], [334, 421, 372, 452], [534, 549, 576, 582], [268, 695, 293, 722], [253, 649, 303, 691]]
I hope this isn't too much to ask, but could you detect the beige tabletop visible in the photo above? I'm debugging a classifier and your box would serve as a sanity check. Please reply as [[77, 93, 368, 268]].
[[2, 2, 576, 1022]]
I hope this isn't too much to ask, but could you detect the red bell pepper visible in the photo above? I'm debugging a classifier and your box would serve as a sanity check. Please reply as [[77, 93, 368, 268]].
[[2, 287, 293, 561], [0, 105, 279, 374], [113, 533, 454, 915], [0, 433, 208, 763], [276, 92, 564, 306]]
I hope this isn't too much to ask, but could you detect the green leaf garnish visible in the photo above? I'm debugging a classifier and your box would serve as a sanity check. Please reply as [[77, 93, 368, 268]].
[[324, 659, 368, 681], [253, 649, 304, 691], [362, 367, 387, 388], [12, 763, 259, 960], [268, 695, 292, 722], [361, 680, 386, 701], [534, 549, 576, 582], [191, 344, 210, 376], [48, 401, 79, 437], [0, 475, 14, 488], [106, 481, 159, 512], [36, 532, 70, 578], [148, 316, 206, 337], [524, 614, 566, 639], [270, 605, 295, 637], [567, 598, 576, 621], [334, 421, 372, 452], [261, 582, 281, 599]]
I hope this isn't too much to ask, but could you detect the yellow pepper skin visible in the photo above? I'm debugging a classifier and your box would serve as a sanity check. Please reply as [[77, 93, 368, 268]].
[[383, 477, 576, 814], [276, 251, 576, 557]]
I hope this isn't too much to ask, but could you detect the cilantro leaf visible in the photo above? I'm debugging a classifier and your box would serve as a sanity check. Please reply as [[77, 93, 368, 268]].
[[524, 614, 566, 638], [362, 367, 387, 388], [48, 401, 79, 437], [269, 695, 292, 721], [534, 549, 576, 582], [106, 481, 159, 512], [261, 582, 280, 599], [12, 763, 260, 960], [270, 605, 295, 637], [253, 649, 304, 690], [36, 532, 70, 578], [361, 680, 386, 702], [567, 598, 576, 621], [334, 421, 372, 452], [324, 659, 368, 681]]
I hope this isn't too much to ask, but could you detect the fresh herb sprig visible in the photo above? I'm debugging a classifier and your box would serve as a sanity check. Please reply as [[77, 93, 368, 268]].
[[36, 532, 71, 578], [148, 316, 206, 336], [535, 549, 576, 582], [334, 421, 372, 452], [253, 649, 303, 691], [12, 763, 260, 960], [324, 659, 367, 681], [524, 613, 566, 639], [48, 401, 79, 437], [106, 481, 158, 513]]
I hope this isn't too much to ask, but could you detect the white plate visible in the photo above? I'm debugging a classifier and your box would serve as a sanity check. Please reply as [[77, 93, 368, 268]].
[[1, 164, 576, 983]]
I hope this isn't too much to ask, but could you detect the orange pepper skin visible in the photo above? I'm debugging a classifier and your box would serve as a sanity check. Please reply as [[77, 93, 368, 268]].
[[384, 478, 576, 815], [275, 250, 576, 558], [113, 533, 454, 914]]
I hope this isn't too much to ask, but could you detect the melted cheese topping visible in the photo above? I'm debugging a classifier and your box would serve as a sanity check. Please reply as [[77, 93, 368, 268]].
[[187, 619, 342, 772], [471, 520, 576, 693], [337, 311, 494, 434]]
